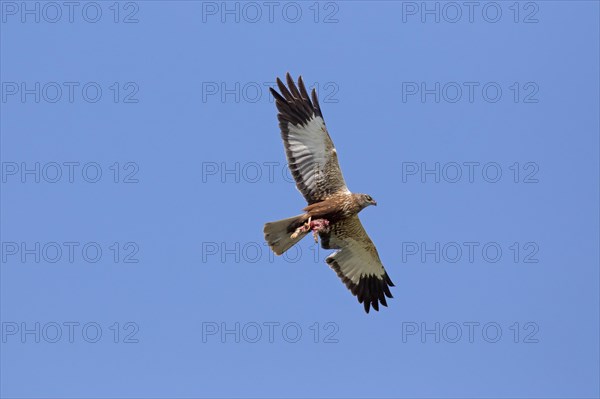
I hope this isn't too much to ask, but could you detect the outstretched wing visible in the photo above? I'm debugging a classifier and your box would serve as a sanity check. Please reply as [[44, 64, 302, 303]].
[[270, 73, 349, 204], [321, 215, 394, 313]]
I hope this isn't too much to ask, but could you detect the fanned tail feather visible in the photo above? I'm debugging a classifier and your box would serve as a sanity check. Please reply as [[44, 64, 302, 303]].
[[264, 214, 309, 255]]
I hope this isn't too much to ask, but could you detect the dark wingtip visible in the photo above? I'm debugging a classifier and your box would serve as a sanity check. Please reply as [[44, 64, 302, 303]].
[[297, 76, 312, 105], [286, 73, 302, 98], [286, 72, 294, 88], [311, 88, 319, 105], [381, 297, 388, 307], [386, 273, 395, 287], [276, 77, 293, 101], [271, 73, 321, 128], [276, 76, 285, 87], [327, 258, 395, 314], [269, 87, 285, 103], [372, 299, 379, 312]]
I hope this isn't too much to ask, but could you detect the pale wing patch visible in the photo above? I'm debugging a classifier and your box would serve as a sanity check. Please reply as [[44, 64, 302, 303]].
[[326, 238, 385, 284], [322, 216, 394, 313], [286, 116, 330, 200]]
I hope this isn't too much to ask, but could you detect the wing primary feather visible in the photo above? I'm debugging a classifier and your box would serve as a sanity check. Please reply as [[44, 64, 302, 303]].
[[383, 283, 393, 299], [277, 77, 294, 101], [370, 278, 379, 311], [311, 88, 322, 117], [286, 72, 302, 98], [270, 87, 287, 105], [380, 294, 388, 307], [298, 76, 313, 105], [377, 281, 387, 305], [372, 299, 379, 312], [363, 277, 371, 306], [357, 280, 365, 303], [287, 74, 315, 117], [385, 273, 395, 287]]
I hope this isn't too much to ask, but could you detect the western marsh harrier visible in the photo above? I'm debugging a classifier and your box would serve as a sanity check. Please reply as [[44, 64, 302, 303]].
[[264, 73, 394, 313]]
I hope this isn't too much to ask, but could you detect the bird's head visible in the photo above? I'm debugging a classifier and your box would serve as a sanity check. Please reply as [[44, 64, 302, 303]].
[[358, 193, 377, 209]]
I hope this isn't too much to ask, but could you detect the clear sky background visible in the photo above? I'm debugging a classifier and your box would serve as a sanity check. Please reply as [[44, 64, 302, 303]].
[[1, 1, 599, 398]]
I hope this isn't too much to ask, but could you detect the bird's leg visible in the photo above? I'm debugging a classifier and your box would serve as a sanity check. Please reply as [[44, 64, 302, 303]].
[[290, 217, 330, 242], [290, 216, 312, 239]]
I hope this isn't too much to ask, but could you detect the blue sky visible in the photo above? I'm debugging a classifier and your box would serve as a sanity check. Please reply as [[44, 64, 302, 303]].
[[1, 1, 599, 398]]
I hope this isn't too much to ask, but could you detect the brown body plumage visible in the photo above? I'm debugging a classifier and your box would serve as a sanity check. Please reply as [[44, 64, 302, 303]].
[[305, 193, 370, 222], [282, 193, 375, 235]]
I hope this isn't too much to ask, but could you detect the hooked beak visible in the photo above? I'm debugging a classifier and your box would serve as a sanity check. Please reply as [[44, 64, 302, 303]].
[[372, 200, 377, 206]]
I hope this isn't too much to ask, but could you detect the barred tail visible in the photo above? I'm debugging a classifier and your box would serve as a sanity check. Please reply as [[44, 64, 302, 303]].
[[264, 214, 309, 255]]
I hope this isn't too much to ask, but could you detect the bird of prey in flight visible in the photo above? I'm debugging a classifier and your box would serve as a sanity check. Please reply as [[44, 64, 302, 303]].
[[263, 73, 394, 313]]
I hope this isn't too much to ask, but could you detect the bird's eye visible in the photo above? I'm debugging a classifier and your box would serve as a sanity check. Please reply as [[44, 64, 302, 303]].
[[366, 195, 372, 201]]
